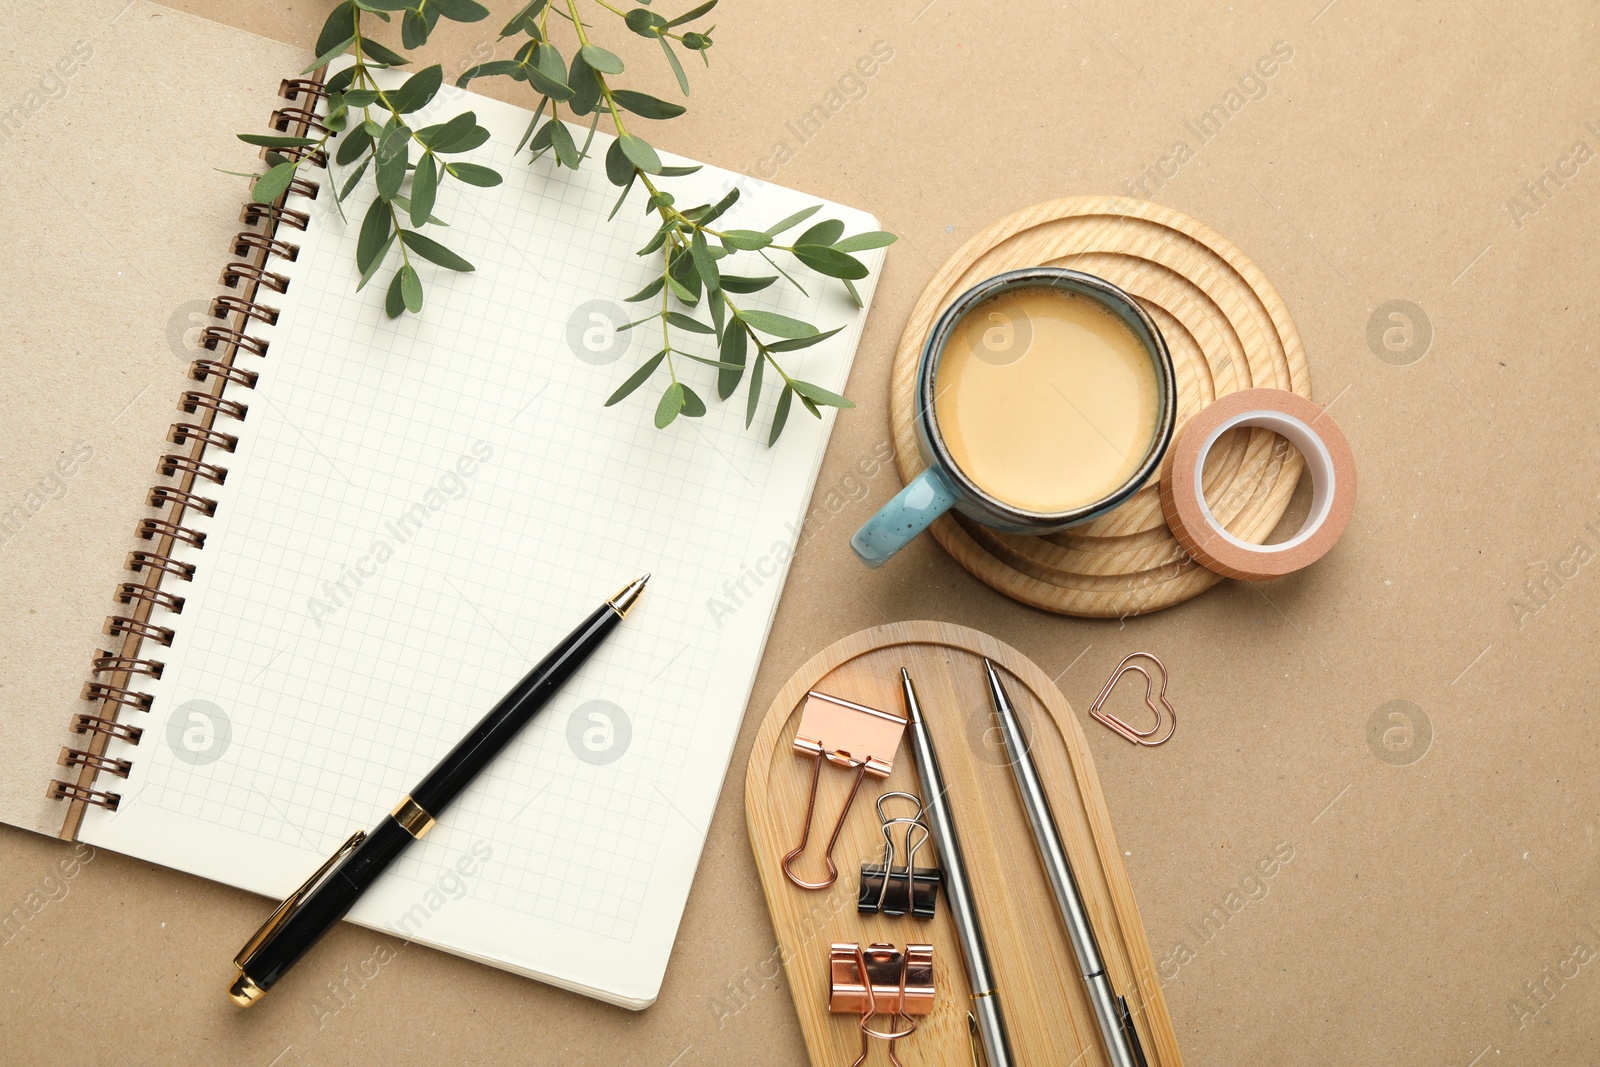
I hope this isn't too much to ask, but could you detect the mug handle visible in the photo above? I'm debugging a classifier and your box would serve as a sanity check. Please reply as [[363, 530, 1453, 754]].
[[850, 467, 958, 568]]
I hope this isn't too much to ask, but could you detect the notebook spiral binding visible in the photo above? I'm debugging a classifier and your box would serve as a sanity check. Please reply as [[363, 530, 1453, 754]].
[[48, 74, 329, 834]]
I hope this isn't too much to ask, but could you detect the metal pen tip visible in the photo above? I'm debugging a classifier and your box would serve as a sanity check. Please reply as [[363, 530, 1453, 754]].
[[982, 659, 1011, 714], [608, 574, 650, 618], [899, 668, 924, 725]]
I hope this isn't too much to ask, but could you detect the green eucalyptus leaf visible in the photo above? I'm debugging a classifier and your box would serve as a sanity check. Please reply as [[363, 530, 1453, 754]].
[[315, 3, 358, 59], [456, 59, 524, 87], [680, 383, 707, 418], [399, 263, 424, 313], [626, 8, 668, 35], [624, 276, 665, 302], [387, 194, 446, 226], [719, 229, 771, 251], [567, 52, 601, 116], [579, 44, 624, 74], [605, 350, 667, 406], [718, 274, 778, 294], [604, 137, 634, 186], [527, 119, 556, 156], [548, 120, 580, 168], [356, 232, 395, 291], [238, 133, 319, 148], [444, 161, 502, 186], [696, 187, 739, 227], [325, 65, 357, 94], [668, 247, 702, 303], [374, 126, 409, 199], [334, 126, 372, 165], [385, 267, 407, 317], [302, 34, 356, 76], [252, 160, 298, 204], [399, 229, 475, 271], [401, 8, 430, 48], [338, 156, 371, 201], [515, 97, 548, 152], [654, 381, 685, 428], [618, 134, 662, 174], [638, 224, 669, 256], [766, 325, 846, 352], [526, 42, 573, 101], [834, 230, 898, 252], [690, 231, 720, 293], [357, 196, 393, 274], [768, 385, 793, 446], [662, 272, 694, 304], [665, 311, 714, 334], [738, 309, 817, 339], [763, 204, 821, 237], [717, 321, 747, 399], [390, 64, 443, 113], [681, 30, 713, 52], [358, 35, 409, 66], [790, 379, 854, 409], [410, 156, 437, 226], [660, 35, 690, 95], [792, 244, 869, 279], [499, 0, 547, 37], [746, 344, 765, 427], [418, 112, 489, 154], [432, 0, 490, 21], [795, 218, 846, 247], [843, 277, 863, 308], [608, 173, 636, 220], [657, 163, 702, 176], [666, 0, 717, 27], [611, 90, 686, 120]]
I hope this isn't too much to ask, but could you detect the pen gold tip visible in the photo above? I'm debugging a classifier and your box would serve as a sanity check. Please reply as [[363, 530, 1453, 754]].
[[229, 971, 266, 1007], [607, 575, 649, 618]]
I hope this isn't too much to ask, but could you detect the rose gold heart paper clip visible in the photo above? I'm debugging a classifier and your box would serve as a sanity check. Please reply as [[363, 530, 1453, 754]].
[[1089, 652, 1177, 746]]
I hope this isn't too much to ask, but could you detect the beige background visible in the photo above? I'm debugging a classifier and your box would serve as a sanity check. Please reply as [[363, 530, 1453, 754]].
[[3, 0, 1598, 1063]]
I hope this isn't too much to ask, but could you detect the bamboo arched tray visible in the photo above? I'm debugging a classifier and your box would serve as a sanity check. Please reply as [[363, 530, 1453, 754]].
[[744, 622, 1181, 1066], [889, 196, 1312, 617]]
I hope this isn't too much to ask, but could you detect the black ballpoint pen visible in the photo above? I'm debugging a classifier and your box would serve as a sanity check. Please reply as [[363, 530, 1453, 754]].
[[228, 574, 649, 1006]]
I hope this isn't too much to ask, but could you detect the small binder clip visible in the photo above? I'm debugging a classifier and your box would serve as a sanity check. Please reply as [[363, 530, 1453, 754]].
[[858, 792, 941, 918], [829, 942, 935, 1067], [1089, 652, 1177, 746], [782, 691, 907, 890]]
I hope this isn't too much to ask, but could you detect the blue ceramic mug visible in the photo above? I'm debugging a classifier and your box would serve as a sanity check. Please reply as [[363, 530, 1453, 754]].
[[851, 268, 1177, 568]]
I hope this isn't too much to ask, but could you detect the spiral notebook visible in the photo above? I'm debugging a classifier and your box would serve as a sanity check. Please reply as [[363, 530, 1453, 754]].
[[0, 3, 884, 1008]]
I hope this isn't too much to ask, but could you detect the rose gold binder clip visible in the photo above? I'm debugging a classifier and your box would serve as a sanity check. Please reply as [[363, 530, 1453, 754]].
[[782, 691, 907, 890], [1090, 652, 1177, 746], [829, 942, 934, 1067]]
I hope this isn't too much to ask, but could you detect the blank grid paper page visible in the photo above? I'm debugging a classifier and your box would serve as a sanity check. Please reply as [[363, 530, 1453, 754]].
[[80, 72, 884, 1007]]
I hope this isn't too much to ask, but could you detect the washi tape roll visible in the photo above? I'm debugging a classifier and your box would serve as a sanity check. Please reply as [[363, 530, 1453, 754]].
[[1159, 388, 1356, 581]]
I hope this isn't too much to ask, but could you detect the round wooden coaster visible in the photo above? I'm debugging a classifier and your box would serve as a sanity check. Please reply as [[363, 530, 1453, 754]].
[[889, 196, 1311, 617]]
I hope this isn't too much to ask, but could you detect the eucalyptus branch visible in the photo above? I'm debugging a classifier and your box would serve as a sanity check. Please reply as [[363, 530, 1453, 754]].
[[238, 0, 894, 444], [240, 0, 500, 318]]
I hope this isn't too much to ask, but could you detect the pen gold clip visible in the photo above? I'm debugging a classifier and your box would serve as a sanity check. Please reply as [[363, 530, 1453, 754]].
[[230, 828, 366, 1005]]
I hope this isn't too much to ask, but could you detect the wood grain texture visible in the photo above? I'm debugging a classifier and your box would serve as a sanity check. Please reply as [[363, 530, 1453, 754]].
[[744, 622, 1181, 1067], [888, 196, 1312, 616]]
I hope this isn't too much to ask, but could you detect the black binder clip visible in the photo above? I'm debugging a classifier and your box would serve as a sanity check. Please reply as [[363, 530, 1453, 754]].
[[858, 792, 940, 919]]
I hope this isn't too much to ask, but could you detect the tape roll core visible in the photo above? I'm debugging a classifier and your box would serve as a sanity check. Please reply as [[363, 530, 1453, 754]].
[[1159, 388, 1356, 580]]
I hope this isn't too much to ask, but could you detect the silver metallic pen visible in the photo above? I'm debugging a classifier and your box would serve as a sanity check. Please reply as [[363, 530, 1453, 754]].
[[900, 668, 1014, 1067], [985, 659, 1148, 1067]]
